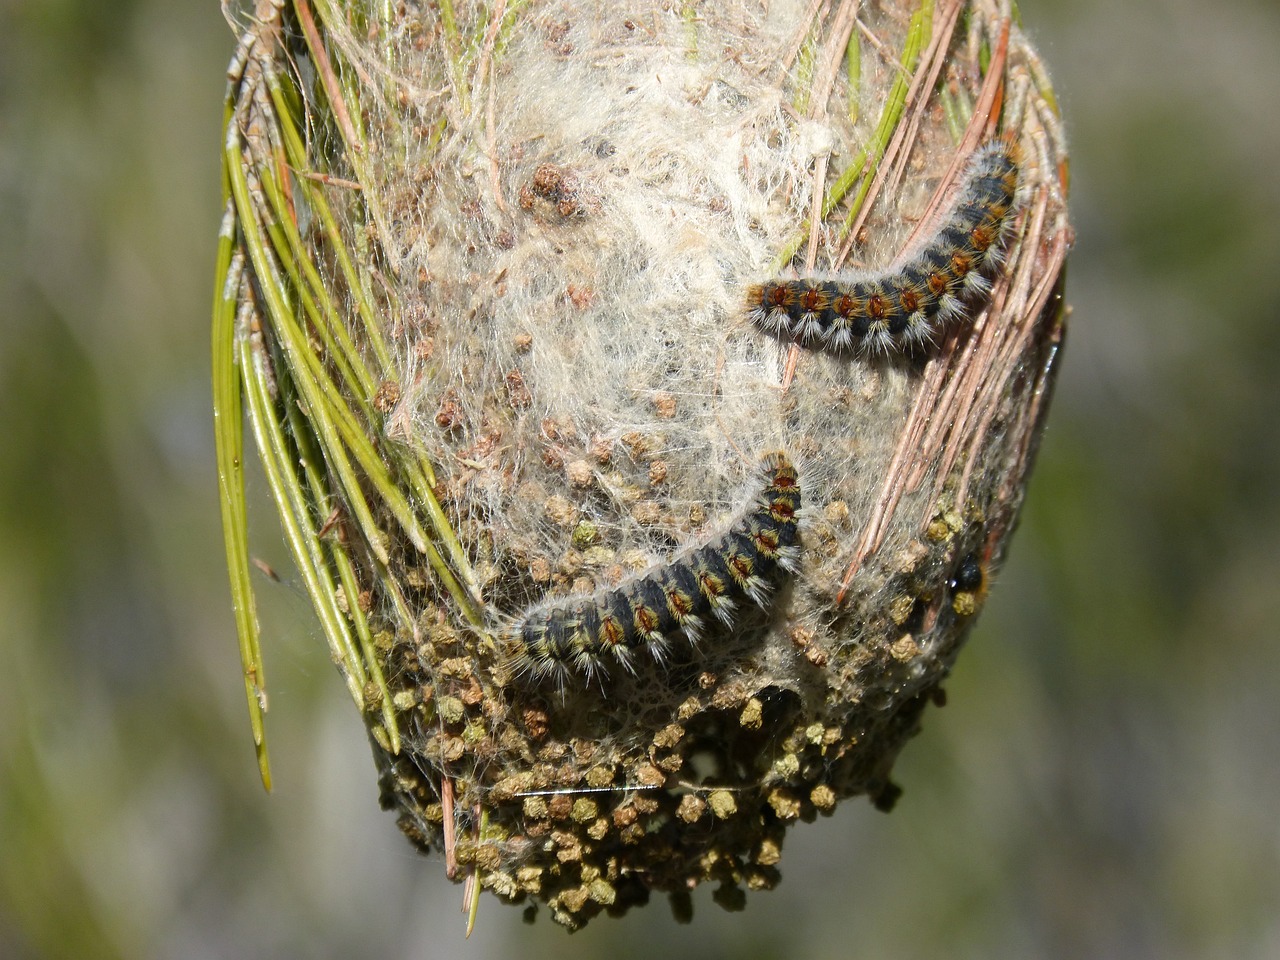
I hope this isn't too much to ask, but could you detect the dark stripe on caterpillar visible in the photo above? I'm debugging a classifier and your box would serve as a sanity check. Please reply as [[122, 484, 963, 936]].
[[746, 138, 1020, 355], [506, 452, 802, 688]]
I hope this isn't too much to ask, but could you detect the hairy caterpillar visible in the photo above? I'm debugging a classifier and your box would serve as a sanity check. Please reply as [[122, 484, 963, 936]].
[[746, 139, 1020, 355], [507, 453, 801, 687]]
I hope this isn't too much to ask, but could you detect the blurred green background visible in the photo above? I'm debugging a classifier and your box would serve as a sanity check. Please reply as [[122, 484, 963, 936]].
[[2, 1, 1278, 957]]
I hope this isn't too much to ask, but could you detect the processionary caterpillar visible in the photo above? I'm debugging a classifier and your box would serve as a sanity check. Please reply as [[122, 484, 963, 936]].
[[507, 453, 801, 687], [747, 139, 1020, 355]]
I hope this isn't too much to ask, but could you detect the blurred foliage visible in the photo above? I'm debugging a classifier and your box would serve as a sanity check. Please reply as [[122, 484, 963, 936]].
[[1, 0, 1278, 957]]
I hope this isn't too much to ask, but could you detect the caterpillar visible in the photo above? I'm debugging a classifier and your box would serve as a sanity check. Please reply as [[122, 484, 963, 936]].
[[746, 138, 1021, 355], [507, 452, 802, 688]]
